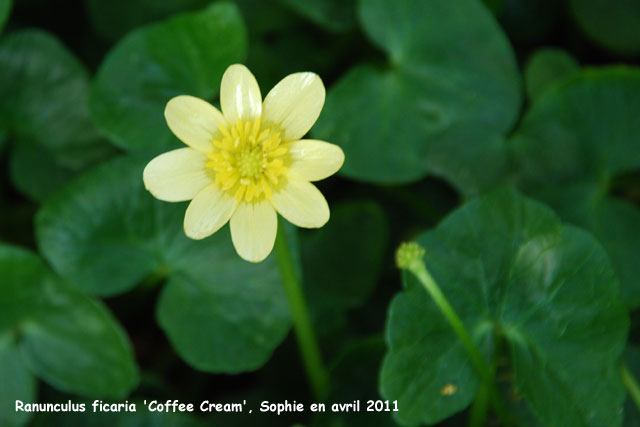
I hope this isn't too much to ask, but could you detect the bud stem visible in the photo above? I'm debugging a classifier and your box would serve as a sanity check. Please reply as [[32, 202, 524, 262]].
[[622, 363, 640, 413], [399, 243, 511, 425], [406, 259, 489, 379]]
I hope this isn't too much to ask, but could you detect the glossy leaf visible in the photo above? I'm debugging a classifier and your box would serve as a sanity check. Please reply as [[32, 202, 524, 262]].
[[313, 0, 520, 192], [381, 189, 628, 425], [90, 2, 247, 151], [0, 244, 138, 398], [9, 142, 77, 202], [157, 260, 290, 373], [36, 155, 180, 297], [569, 0, 640, 55], [36, 156, 291, 373], [0, 30, 113, 201], [0, 338, 36, 427], [382, 279, 482, 424], [524, 48, 579, 101], [512, 67, 640, 307]]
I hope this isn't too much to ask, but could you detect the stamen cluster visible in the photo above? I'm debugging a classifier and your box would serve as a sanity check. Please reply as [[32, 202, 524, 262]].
[[206, 118, 289, 202]]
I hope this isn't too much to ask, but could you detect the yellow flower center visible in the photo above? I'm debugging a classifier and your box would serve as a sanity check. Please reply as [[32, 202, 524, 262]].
[[236, 146, 264, 178], [206, 118, 289, 202]]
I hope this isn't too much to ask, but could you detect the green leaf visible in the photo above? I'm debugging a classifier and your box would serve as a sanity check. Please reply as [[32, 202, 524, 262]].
[[0, 243, 138, 398], [0, 338, 36, 427], [278, 0, 356, 32], [36, 155, 180, 297], [0, 0, 11, 33], [511, 67, 640, 307], [90, 2, 248, 152], [19, 300, 138, 399], [524, 48, 579, 101], [157, 258, 290, 373], [0, 30, 91, 145], [301, 200, 387, 336], [36, 156, 290, 373], [313, 0, 521, 193], [0, 30, 114, 201], [382, 280, 482, 424], [569, 0, 640, 55], [381, 188, 628, 426], [85, 0, 211, 42], [9, 141, 77, 201]]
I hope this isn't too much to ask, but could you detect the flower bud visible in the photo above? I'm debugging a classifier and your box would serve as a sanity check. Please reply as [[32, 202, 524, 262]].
[[395, 241, 425, 270]]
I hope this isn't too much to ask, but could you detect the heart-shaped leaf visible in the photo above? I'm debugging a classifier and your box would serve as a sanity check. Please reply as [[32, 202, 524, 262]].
[[0, 30, 114, 201], [0, 243, 138, 398], [312, 0, 521, 193], [36, 156, 291, 373], [156, 253, 290, 373], [381, 189, 628, 426], [511, 67, 640, 307]]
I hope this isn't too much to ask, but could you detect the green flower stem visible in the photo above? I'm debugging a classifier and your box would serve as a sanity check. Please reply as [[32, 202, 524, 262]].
[[622, 363, 640, 412], [408, 259, 487, 375], [274, 221, 329, 401], [400, 246, 510, 425], [468, 382, 490, 427]]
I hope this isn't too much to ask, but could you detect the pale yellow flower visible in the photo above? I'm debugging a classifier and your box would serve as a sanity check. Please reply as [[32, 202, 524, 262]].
[[143, 64, 344, 263]]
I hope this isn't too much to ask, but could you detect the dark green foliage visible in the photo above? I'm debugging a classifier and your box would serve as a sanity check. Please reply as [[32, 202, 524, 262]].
[[0, 0, 639, 426]]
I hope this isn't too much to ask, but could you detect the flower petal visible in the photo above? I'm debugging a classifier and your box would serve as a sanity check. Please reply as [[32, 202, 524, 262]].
[[262, 72, 325, 141], [288, 139, 345, 181], [220, 64, 262, 123], [271, 179, 329, 228], [143, 148, 211, 202], [184, 184, 237, 239], [165, 95, 225, 153], [230, 200, 277, 263]]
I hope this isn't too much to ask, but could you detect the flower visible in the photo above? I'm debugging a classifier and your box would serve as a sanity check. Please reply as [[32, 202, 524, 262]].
[[143, 64, 344, 263]]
